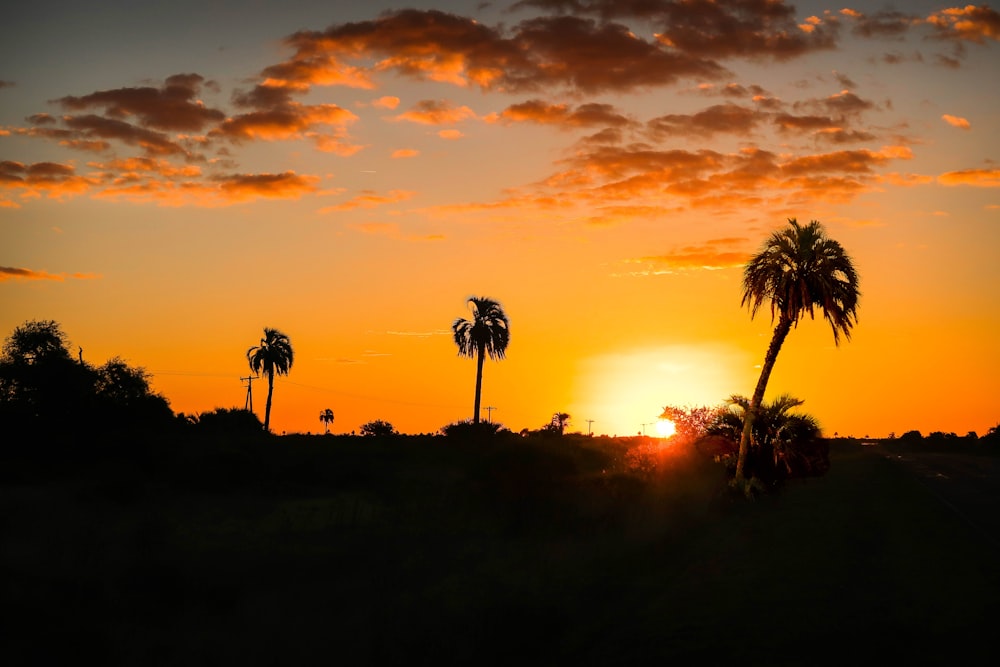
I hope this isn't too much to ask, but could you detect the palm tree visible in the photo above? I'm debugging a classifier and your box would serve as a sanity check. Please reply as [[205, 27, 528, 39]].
[[551, 412, 571, 435], [452, 297, 510, 424], [735, 219, 859, 486], [319, 408, 335, 435], [247, 327, 294, 433], [711, 394, 826, 485]]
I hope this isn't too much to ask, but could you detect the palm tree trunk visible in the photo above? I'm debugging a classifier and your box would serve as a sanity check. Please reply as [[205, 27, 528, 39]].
[[735, 315, 792, 483], [264, 370, 274, 432], [473, 342, 485, 424]]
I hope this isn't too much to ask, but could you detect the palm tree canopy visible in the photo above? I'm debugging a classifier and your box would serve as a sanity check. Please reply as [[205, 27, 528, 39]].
[[452, 297, 510, 361], [741, 218, 860, 345], [247, 327, 294, 377]]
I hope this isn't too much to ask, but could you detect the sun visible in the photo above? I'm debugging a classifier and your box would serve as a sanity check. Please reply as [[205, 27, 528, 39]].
[[655, 418, 676, 438]]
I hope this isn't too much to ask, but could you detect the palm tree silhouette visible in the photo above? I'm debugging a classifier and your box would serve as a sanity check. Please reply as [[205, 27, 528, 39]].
[[735, 219, 859, 486], [319, 408, 335, 435], [247, 327, 294, 433], [452, 297, 510, 424]]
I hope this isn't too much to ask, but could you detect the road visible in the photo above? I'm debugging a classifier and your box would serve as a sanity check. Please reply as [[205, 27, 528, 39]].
[[880, 447, 1000, 550]]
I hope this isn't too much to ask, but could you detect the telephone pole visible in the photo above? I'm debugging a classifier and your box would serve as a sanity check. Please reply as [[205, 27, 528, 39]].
[[586, 419, 595, 436], [484, 406, 497, 423], [241, 375, 258, 412]]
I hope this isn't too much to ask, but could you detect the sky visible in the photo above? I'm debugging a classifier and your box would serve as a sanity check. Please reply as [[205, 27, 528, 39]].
[[2, 0, 999, 438]]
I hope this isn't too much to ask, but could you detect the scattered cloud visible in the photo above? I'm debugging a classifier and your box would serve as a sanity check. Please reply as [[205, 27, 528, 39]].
[[938, 168, 1000, 187], [391, 148, 419, 159], [619, 237, 751, 276], [0, 266, 101, 282], [926, 5, 1000, 43], [942, 114, 971, 130], [393, 99, 478, 125]]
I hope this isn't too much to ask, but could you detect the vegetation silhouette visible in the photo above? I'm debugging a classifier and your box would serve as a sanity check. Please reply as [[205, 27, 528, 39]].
[[0, 319, 173, 445], [735, 219, 859, 494], [360, 419, 397, 437], [452, 296, 510, 424], [319, 408, 335, 434], [246, 327, 294, 433], [707, 394, 827, 490]]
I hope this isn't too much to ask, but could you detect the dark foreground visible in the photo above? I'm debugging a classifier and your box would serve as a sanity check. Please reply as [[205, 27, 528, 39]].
[[2, 436, 996, 665]]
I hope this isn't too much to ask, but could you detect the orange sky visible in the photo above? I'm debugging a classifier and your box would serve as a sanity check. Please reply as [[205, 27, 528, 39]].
[[2, 0, 999, 437]]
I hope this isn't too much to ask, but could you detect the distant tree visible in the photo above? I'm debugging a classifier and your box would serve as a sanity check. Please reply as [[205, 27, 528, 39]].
[[452, 297, 510, 424], [1, 319, 72, 365], [441, 419, 506, 439], [360, 419, 397, 437], [551, 412, 571, 435], [94, 357, 173, 429], [735, 219, 859, 491], [319, 408, 335, 434], [246, 327, 294, 433], [191, 407, 264, 435]]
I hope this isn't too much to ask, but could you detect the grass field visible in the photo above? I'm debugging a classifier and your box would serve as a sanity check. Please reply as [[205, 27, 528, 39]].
[[2, 436, 996, 665]]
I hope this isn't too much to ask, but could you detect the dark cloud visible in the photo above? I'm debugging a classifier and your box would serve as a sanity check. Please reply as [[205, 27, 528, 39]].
[[495, 99, 633, 128], [647, 103, 760, 138], [926, 5, 1000, 43], [844, 9, 916, 39], [516, 0, 840, 60], [56, 74, 224, 131], [263, 9, 727, 95], [63, 114, 187, 156]]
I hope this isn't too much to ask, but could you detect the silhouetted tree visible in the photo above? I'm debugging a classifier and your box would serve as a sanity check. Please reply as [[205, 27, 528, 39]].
[[551, 412, 571, 435], [452, 297, 510, 424], [247, 327, 294, 433], [360, 419, 396, 437], [190, 407, 264, 435], [735, 219, 859, 490], [319, 408, 335, 434], [709, 394, 826, 487]]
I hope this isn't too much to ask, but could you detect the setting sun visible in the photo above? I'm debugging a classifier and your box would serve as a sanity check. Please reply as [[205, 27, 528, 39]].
[[656, 419, 677, 438]]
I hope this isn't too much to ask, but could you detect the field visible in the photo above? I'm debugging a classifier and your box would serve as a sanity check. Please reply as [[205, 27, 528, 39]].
[[2, 434, 996, 665]]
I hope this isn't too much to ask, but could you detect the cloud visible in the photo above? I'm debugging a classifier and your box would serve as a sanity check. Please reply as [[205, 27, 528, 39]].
[[55, 74, 224, 131], [938, 168, 1000, 187], [842, 8, 918, 39], [260, 9, 728, 96], [646, 103, 760, 138], [392, 99, 477, 125], [438, 129, 464, 140], [942, 114, 971, 130], [490, 100, 634, 129], [0, 160, 97, 201], [621, 237, 751, 275], [321, 189, 416, 212], [0, 266, 101, 282], [391, 149, 419, 159], [372, 96, 400, 109], [926, 5, 1000, 43], [93, 170, 321, 206]]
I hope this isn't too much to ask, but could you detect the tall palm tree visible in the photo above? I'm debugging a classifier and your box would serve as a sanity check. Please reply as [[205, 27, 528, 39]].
[[735, 219, 859, 485], [247, 327, 294, 433], [319, 408, 335, 435], [452, 297, 510, 424]]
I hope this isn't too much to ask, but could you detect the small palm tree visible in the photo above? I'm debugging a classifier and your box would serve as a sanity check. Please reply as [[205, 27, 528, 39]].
[[452, 297, 510, 424], [551, 412, 571, 435], [247, 327, 294, 433], [735, 219, 859, 486], [319, 408, 335, 435]]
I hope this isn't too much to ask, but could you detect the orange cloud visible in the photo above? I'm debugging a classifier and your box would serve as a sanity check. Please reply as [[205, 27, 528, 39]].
[[0, 266, 101, 282], [213, 101, 357, 142], [320, 189, 416, 212], [492, 100, 633, 129], [438, 129, 464, 140], [938, 168, 1000, 187], [92, 171, 321, 206], [393, 99, 477, 125], [372, 96, 401, 109], [926, 5, 1000, 43], [647, 103, 760, 138], [942, 114, 971, 129], [622, 237, 751, 275], [0, 160, 98, 200], [391, 149, 419, 159]]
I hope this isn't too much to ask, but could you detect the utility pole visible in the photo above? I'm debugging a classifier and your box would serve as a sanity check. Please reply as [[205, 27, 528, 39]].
[[241, 375, 258, 412], [641, 422, 653, 435], [484, 406, 497, 423], [586, 419, 595, 436]]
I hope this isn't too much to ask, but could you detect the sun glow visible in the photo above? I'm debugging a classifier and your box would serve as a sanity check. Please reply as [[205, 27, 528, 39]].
[[655, 418, 676, 438]]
